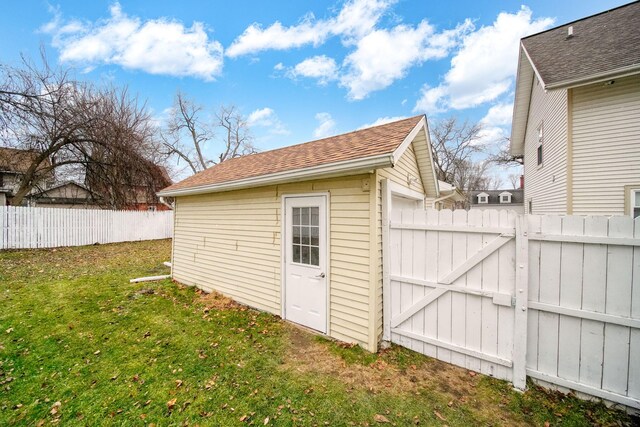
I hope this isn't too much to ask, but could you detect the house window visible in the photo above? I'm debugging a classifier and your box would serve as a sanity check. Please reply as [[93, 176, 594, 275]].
[[632, 189, 640, 219], [537, 123, 544, 166], [477, 194, 488, 204], [500, 192, 512, 203], [528, 199, 533, 214], [292, 206, 320, 266], [147, 206, 157, 212]]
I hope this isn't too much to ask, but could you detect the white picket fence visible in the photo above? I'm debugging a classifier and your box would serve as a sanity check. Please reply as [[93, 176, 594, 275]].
[[0, 206, 173, 249], [382, 192, 640, 409]]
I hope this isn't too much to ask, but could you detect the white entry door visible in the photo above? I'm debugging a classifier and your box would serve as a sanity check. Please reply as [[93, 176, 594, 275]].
[[284, 195, 327, 333]]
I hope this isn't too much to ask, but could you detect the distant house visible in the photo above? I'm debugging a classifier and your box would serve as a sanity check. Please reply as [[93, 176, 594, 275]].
[[469, 189, 524, 213], [85, 159, 173, 211], [27, 181, 102, 209], [510, 2, 640, 217], [0, 147, 53, 206]]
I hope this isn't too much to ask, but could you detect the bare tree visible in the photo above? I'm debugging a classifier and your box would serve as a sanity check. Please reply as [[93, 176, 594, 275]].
[[507, 173, 520, 190], [161, 92, 256, 175], [430, 117, 489, 192], [0, 54, 166, 207]]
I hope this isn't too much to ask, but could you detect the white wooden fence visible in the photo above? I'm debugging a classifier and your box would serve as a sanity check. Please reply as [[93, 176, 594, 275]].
[[0, 206, 173, 249], [383, 199, 640, 409]]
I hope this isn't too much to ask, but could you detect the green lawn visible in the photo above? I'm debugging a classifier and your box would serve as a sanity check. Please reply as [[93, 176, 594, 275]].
[[0, 240, 633, 426]]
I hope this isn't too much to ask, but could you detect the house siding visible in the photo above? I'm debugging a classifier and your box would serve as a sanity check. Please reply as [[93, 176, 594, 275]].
[[523, 77, 568, 214], [571, 74, 640, 215], [374, 143, 427, 343], [171, 174, 376, 349]]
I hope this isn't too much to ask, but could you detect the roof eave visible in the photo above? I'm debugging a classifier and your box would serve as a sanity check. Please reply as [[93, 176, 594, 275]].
[[157, 153, 394, 197], [510, 44, 539, 157], [545, 64, 640, 90]]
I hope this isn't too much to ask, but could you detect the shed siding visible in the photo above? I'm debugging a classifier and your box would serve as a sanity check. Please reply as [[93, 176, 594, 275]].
[[374, 144, 427, 342], [571, 74, 640, 215], [523, 78, 568, 214], [172, 174, 375, 348]]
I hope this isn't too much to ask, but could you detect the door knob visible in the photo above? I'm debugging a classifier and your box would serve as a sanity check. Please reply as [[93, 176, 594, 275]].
[[315, 273, 325, 278]]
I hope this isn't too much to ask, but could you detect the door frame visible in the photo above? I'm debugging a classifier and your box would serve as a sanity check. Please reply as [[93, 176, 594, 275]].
[[280, 192, 331, 334]]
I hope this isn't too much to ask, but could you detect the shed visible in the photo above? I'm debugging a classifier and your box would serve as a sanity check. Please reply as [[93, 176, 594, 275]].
[[158, 115, 444, 351]]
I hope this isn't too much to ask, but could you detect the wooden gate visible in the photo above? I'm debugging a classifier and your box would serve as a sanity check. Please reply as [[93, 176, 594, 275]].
[[383, 206, 520, 383]]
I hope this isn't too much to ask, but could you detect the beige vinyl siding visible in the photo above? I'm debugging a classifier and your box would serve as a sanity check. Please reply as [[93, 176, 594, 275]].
[[172, 174, 375, 349], [523, 77, 568, 214], [571, 74, 640, 215], [373, 143, 427, 342]]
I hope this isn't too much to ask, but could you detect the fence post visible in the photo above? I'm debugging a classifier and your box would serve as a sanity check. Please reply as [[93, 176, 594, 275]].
[[512, 214, 529, 390], [381, 179, 392, 342]]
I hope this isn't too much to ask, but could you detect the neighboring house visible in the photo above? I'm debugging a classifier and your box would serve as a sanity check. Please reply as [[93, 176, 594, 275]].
[[86, 159, 173, 211], [27, 181, 102, 209], [159, 115, 450, 351], [510, 2, 640, 216], [469, 189, 525, 214], [0, 147, 53, 206]]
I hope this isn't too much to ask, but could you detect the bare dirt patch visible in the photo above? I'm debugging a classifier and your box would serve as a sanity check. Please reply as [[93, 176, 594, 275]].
[[281, 325, 530, 426], [197, 288, 239, 311]]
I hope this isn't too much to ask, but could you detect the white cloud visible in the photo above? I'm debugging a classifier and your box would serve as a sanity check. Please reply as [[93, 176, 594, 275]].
[[358, 116, 406, 129], [341, 20, 472, 100], [226, 0, 393, 57], [287, 55, 338, 85], [415, 7, 553, 113], [42, 3, 224, 80], [247, 107, 290, 135], [313, 112, 336, 138], [481, 102, 513, 127], [273, 62, 285, 71]]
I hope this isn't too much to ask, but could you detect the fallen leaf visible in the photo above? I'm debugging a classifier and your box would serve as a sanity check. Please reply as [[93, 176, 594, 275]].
[[240, 414, 248, 422], [434, 411, 446, 421], [175, 379, 183, 388], [5, 328, 13, 334], [374, 414, 390, 423], [93, 350, 101, 355], [167, 398, 177, 411], [447, 401, 453, 407], [264, 416, 270, 425], [468, 371, 476, 377], [50, 401, 61, 416], [544, 422, 550, 427]]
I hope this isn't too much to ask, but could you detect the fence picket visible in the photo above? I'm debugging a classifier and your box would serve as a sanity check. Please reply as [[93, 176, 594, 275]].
[[0, 206, 172, 249]]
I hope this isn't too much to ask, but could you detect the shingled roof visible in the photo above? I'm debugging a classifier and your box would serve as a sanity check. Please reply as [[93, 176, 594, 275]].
[[522, 1, 640, 89], [0, 147, 42, 174], [159, 115, 427, 196]]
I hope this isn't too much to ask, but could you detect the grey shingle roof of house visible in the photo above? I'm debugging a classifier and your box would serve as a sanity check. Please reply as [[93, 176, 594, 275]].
[[522, 1, 640, 88], [469, 189, 524, 206]]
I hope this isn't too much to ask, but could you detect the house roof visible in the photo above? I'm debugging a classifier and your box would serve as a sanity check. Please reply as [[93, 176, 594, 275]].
[[469, 189, 524, 205], [0, 147, 43, 174], [511, 1, 640, 156], [159, 115, 432, 197], [522, 1, 640, 89]]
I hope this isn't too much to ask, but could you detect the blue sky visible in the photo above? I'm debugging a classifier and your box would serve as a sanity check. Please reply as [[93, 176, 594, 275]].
[[0, 0, 629, 182]]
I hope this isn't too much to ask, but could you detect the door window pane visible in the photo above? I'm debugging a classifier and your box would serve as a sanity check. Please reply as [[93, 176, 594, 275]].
[[293, 244, 301, 263], [301, 245, 310, 264], [301, 207, 309, 225], [293, 208, 300, 225], [310, 246, 319, 266], [291, 204, 321, 267]]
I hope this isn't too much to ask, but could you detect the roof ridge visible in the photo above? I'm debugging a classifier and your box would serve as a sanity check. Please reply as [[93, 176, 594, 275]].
[[220, 114, 424, 166]]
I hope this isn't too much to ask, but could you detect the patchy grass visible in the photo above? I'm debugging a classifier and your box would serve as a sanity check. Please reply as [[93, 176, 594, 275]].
[[0, 240, 633, 426]]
